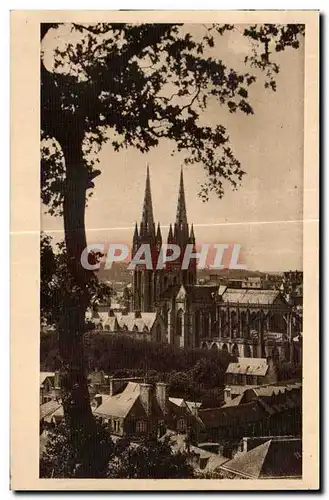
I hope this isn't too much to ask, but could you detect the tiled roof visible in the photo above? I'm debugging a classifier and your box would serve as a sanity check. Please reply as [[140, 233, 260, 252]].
[[226, 357, 268, 376], [220, 438, 302, 478], [205, 453, 229, 471], [221, 440, 272, 478], [186, 401, 202, 412], [221, 288, 283, 305], [199, 400, 267, 428], [40, 400, 61, 420], [94, 382, 141, 418], [221, 393, 244, 407], [169, 397, 185, 407], [40, 372, 55, 387], [102, 312, 157, 332]]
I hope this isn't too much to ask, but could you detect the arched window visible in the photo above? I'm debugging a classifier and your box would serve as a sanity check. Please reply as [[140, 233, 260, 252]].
[[222, 343, 228, 353], [220, 310, 227, 337], [175, 309, 184, 336], [156, 323, 162, 343], [231, 311, 238, 338], [232, 343, 239, 357], [136, 420, 147, 433], [177, 418, 187, 432]]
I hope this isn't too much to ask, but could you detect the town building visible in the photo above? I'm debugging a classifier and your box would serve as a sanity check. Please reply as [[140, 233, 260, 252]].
[[223, 357, 278, 402], [93, 381, 201, 439], [198, 380, 302, 457], [127, 166, 302, 361]]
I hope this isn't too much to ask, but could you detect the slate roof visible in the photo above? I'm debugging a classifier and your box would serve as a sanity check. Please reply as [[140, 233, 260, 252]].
[[226, 357, 268, 376], [199, 400, 267, 428], [220, 438, 302, 478], [186, 401, 202, 413], [102, 312, 157, 332], [94, 382, 141, 418], [185, 285, 218, 302], [40, 372, 55, 387], [221, 288, 283, 305], [40, 400, 61, 420], [169, 397, 185, 407]]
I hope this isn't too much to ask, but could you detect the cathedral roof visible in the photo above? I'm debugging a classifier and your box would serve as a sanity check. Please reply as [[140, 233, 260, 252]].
[[185, 285, 218, 301], [226, 357, 269, 376], [220, 288, 284, 305], [140, 164, 155, 238]]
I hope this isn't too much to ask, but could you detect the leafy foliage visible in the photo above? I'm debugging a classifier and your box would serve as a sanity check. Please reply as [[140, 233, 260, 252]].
[[107, 436, 194, 479], [41, 22, 304, 211], [40, 419, 114, 478], [40, 422, 193, 479], [41, 233, 111, 329], [41, 331, 234, 404]]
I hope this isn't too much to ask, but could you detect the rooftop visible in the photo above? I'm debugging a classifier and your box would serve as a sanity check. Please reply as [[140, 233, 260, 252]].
[[94, 382, 140, 418], [226, 357, 268, 376], [220, 438, 302, 479]]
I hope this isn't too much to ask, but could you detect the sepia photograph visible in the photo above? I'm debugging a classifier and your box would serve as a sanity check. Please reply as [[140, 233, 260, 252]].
[[10, 10, 319, 490]]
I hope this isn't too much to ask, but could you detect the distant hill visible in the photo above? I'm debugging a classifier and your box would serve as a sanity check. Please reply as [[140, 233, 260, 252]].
[[94, 263, 282, 285], [95, 262, 132, 284], [197, 268, 277, 281]]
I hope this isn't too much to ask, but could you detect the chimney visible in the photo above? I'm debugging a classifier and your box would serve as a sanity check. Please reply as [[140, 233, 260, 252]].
[[224, 387, 232, 405], [156, 382, 168, 415], [139, 383, 152, 415]]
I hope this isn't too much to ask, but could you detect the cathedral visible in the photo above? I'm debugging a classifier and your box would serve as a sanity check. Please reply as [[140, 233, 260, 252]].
[[132, 165, 196, 313], [130, 166, 302, 363]]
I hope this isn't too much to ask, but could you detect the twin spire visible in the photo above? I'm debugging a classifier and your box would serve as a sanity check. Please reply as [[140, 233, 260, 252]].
[[176, 168, 188, 228], [135, 164, 194, 245], [140, 164, 155, 237]]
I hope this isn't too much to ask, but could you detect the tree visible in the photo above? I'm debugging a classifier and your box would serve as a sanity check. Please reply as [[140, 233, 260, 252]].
[[40, 23, 304, 434], [107, 436, 194, 478], [41, 233, 111, 431], [40, 419, 114, 478]]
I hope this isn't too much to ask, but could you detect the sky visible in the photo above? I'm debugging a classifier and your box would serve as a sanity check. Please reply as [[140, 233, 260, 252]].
[[41, 24, 305, 272]]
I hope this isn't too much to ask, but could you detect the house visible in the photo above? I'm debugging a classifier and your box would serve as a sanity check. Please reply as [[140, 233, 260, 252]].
[[40, 372, 60, 404], [94, 381, 200, 439], [91, 310, 167, 343], [198, 381, 302, 456], [218, 438, 302, 479], [40, 399, 64, 430], [224, 357, 278, 403]]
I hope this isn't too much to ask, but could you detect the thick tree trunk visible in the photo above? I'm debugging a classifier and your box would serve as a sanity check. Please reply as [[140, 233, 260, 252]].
[[58, 135, 95, 432]]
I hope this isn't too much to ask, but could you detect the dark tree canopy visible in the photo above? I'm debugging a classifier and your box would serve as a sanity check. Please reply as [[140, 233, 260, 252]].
[[41, 23, 304, 211], [41, 233, 111, 329]]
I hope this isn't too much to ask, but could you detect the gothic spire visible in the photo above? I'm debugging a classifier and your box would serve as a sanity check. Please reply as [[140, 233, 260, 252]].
[[189, 223, 195, 244], [176, 167, 188, 228], [156, 222, 162, 245], [133, 222, 139, 240], [167, 223, 174, 243], [133, 222, 139, 249], [141, 164, 155, 237]]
